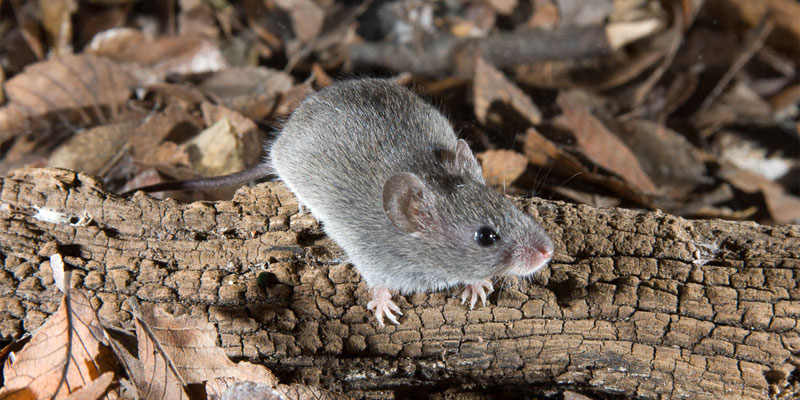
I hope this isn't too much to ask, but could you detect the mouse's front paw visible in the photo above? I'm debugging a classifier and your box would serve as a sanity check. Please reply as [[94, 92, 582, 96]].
[[461, 279, 494, 310], [367, 287, 402, 327]]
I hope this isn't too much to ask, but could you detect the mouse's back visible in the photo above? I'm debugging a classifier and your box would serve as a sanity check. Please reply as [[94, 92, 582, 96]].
[[270, 79, 456, 223]]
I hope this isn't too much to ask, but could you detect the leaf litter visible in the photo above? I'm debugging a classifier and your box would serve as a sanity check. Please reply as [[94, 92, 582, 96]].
[[0, 0, 798, 398]]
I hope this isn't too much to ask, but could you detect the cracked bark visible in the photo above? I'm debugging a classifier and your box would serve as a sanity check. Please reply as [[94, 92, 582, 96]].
[[0, 168, 798, 399]]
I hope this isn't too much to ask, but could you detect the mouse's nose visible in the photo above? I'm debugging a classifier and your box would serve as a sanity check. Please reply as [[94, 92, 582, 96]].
[[509, 239, 554, 277], [539, 247, 553, 262]]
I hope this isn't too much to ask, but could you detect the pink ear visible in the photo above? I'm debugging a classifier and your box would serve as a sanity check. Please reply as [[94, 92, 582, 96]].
[[455, 139, 484, 182], [382, 173, 436, 234]]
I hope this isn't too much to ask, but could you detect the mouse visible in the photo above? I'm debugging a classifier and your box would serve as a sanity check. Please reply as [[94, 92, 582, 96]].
[[128, 78, 554, 326]]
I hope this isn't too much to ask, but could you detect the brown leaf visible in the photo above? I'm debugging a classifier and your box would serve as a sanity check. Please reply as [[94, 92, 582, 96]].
[[87, 28, 226, 79], [201, 102, 263, 164], [483, 0, 517, 15], [718, 165, 800, 224], [556, 90, 657, 194], [0, 261, 117, 399], [40, 0, 78, 55], [707, 0, 800, 57], [513, 49, 665, 90], [129, 301, 278, 395], [63, 372, 115, 400], [551, 186, 620, 208], [200, 67, 295, 121], [691, 81, 774, 137], [9, 0, 45, 60], [177, 0, 221, 39], [182, 117, 249, 177], [140, 82, 208, 110], [477, 150, 529, 186], [47, 120, 139, 175], [527, 1, 559, 29], [311, 63, 335, 88], [127, 104, 201, 162], [523, 127, 652, 206], [474, 57, 542, 125], [274, 0, 324, 43], [616, 119, 709, 197], [0, 53, 137, 140], [272, 83, 315, 119], [130, 310, 192, 400]]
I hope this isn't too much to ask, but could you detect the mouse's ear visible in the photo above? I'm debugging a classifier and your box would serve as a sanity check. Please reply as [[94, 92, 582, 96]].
[[455, 139, 484, 183], [383, 173, 436, 234]]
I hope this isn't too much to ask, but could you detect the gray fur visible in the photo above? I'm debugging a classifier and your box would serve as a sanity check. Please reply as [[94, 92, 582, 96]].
[[271, 79, 553, 293]]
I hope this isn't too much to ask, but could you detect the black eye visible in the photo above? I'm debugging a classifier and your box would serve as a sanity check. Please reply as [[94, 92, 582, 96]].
[[475, 227, 499, 247]]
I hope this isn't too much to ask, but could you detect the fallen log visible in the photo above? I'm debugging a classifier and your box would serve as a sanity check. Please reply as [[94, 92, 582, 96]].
[[0, 168, 797, 399]]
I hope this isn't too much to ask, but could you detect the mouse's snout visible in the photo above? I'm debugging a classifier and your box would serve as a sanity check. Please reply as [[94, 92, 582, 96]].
[[507, 235, 554, 277]]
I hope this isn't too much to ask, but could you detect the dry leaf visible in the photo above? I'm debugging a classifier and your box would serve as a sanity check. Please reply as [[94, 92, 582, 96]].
[[9, 0, 45, 60], [524, 127, 652, 205], [524, 127, 584, 172], [47, 120, 139, 175], [274, 0, 324, 43], [605, 18, 662, 49], [718, 165, 800, 224], [272, 83, 315, 118], [200, 102, 262, 165], [483, 0, 517, 15], [617, 119, 709, 196], [181, 118, 249, 177], [130, 312, 192, 400], [555, 90, 657, 194], [477, 150, 529, 186], [63, 372, 115, 400], [527, 0, 559, 29], [474, 57, 542, 126], [128, 104, 201, 161], [87, 28, 226, 79], [707, 0, 800, 57], [200, 67, 294, 121], [717, 132, 792, 181], [40, 0, 77, 55], [691, 81, 774, 137], [0, 53, 137, 140], [562, 389, 595, 400], [141, 82, 208, 110], [556, 0, 613, 26], [177, 0, 221, 39], [127, 300, 278, 398], [552, 186, 621, 208], [451, 2, 495, 38], [0, 269, 117, 399], [311, 63, 335, 88]]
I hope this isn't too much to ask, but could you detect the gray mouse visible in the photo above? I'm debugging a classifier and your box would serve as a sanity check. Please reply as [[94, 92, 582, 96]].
[[129, 79, 554, 326]]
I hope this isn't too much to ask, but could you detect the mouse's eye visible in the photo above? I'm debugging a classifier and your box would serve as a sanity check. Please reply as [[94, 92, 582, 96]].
[[475, 227, 499, 247]]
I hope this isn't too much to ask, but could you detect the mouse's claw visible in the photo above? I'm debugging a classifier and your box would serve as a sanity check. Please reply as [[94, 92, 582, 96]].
[[461, 280, 494, 310], [367, 287, 402, 327]]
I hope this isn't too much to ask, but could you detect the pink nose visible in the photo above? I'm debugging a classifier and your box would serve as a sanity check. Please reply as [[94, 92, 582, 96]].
[[539, 247, 552, 261]]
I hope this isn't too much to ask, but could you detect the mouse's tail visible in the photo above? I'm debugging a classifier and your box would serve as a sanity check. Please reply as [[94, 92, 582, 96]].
[[122, 164, 276, 196]]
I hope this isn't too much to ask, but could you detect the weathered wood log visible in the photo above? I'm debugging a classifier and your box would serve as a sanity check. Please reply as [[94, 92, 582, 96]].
[[0, 168, 797, 399]]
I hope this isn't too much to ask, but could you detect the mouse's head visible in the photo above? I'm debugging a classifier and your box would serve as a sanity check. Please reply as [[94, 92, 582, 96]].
[[383, 140, 554, 280]]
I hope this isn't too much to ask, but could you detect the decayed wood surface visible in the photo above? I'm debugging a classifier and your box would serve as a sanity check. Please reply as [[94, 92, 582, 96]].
[[0, 168, 798, 399]]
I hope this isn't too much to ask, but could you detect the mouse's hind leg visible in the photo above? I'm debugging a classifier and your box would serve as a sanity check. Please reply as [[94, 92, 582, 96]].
[[460, 279, 494, 309], [367, 287, 403, 327]]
